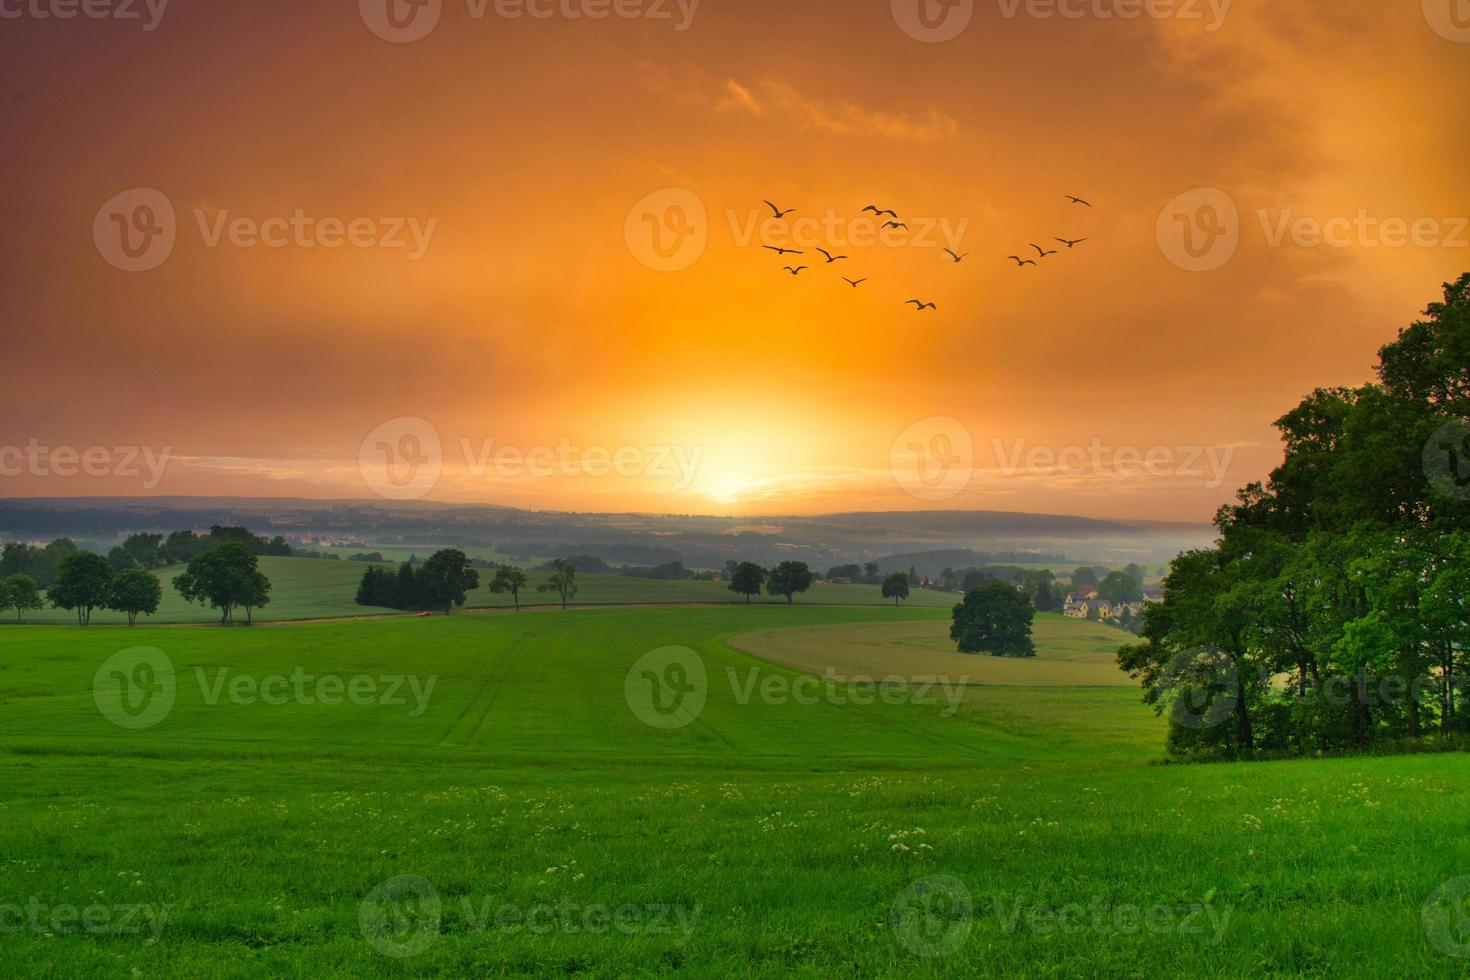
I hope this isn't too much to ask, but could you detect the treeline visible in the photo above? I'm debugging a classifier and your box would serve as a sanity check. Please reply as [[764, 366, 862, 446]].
[[1121, 274, 1470, 760], [0, 525, 298, 589], [0, 536, 273, 626], [355, 553, 571, 612], [355, 550, 482, 613]]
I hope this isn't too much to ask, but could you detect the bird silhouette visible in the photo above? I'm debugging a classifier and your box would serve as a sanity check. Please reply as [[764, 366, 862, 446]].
[[817, 248, 849, 263], [1031, 243, 1059, 258], [843, 277, 868, 288], [783, 266, 808, 276], [763, 245, 803, 256], [1008, 255, 1038, 267], [863, 205, 899, 219], [1065, 195, 1092, 207], [1054, 237, 1090, 248], [883, 221, 909, 230], [944, 249, 970, 263], [764, 200, 795, 219], [906, 300, 937, 311]]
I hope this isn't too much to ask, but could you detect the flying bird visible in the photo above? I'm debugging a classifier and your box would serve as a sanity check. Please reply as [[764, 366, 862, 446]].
[[1008, 255, 1038, 267], [817, 248, 849, 263], [1055, 237, 1090, 248], [1065, 195, 1092, 207], [843, 277, 868, 288], [863, 205, 899, 219], [763, 245, 803, 256], [943, 249, 970, 263], [906, 300, 937, 311], [883, 221, 909, 230], [764, 200, 795, 219], [783, 266, 808, 276], [1031, 243, 1059, 258]]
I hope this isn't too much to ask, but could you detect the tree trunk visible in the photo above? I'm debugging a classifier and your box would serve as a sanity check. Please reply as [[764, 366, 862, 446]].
[[1234, 664, 1254, 752]]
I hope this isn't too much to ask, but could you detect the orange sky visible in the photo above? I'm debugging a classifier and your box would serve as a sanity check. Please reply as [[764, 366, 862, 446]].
[[2, 0, 1467, 520]]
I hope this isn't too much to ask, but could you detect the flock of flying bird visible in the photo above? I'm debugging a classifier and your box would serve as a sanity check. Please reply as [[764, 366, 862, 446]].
[[757, 195, 1093, 312]]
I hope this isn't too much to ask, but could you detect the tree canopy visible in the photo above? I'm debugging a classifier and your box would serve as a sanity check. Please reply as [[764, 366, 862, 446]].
[[950, 580, 1036, 657], [1120, 274, 1470, 760]]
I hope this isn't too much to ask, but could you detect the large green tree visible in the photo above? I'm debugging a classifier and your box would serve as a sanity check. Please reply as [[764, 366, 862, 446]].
[[727, 562, 765, 604], [420, 549, 480, 614], [1, 574, 44, 623], [107, 568, 163, 626], [48, 551, 114, 626], [173, 543, 269, 625], [766, 561, 814, 604], [950, 581, 1036, 657]]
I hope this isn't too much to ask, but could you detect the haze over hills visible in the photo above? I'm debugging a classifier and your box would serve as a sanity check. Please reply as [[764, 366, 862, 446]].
[[0, 497, 1213, 569]]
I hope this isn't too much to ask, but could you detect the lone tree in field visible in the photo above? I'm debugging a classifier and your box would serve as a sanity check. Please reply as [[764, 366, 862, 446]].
[[49, 551, 114, 626], [420, 549, 480, 614], [728, 562, 766, 604], [1, 574, 44, 623], [107, 568, 163, 626], [173, 542, 270, 625], [882, 572, 911, 606], [538, 558, 578, 609], [489, 565, 529, 611], [951, 580, 1036, 657], [766, 561, 814, 604]]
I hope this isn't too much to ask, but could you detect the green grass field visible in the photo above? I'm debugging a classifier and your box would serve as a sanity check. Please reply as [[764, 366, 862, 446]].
[[1, 601, 1468, 976], [7, 557, 958, 625]]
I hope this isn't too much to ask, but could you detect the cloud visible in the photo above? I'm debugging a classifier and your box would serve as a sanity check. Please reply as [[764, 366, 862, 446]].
[[637, 61, 957, 143]]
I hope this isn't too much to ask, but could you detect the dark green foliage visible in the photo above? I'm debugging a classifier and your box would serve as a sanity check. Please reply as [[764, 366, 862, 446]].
[[951, 580, 1036, 657]]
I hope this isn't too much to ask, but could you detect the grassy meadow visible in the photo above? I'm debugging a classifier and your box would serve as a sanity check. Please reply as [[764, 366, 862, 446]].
[[0, 597, 1467, 975]]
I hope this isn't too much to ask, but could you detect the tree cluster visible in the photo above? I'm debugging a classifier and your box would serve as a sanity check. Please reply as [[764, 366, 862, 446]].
[[1121, 274, 1470, 760]]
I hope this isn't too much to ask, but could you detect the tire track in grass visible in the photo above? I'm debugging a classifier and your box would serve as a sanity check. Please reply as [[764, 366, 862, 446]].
[[716, 630, 1032, 762], [437, 630, 540, 747]]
